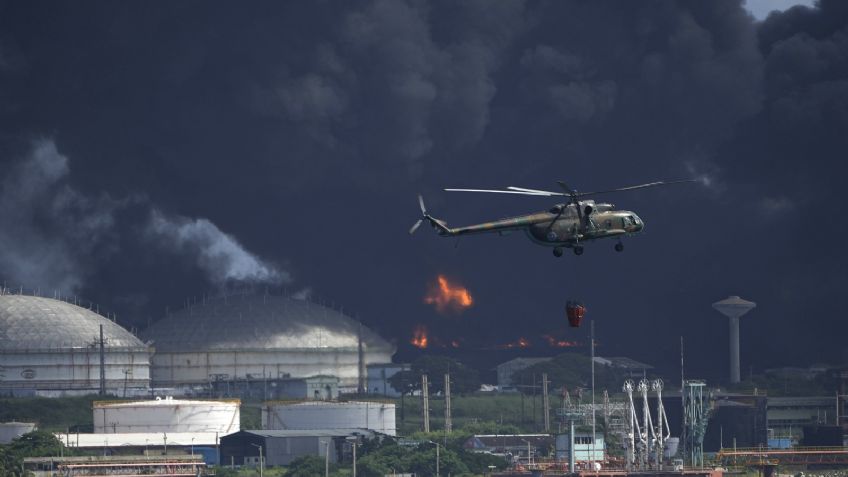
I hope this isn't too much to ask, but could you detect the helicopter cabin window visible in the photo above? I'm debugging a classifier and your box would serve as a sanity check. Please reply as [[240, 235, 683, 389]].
[[549, 206, 561, 214], [605, 219, 612, 229]]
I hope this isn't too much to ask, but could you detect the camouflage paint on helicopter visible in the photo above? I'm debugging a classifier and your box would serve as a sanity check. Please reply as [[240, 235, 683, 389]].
[[409, 180, 690, 256]]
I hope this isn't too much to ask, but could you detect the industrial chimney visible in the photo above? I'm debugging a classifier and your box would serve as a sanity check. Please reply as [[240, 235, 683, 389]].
[[712, 296, 756, 383]]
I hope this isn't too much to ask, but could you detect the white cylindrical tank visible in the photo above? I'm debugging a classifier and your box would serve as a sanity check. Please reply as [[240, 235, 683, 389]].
[[262, 401, 396, 436], [94, 398, 240, 434], [0, 422, 36, 444]]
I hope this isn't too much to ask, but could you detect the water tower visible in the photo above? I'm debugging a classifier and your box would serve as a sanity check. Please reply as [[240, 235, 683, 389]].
[[712, 296, 756, 383]]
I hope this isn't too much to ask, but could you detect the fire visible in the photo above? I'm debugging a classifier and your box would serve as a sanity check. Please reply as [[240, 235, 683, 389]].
[[411, 325, 428, 349], [543, 335, 580, 348], [500, 337, 531, 349], [424, 275, 474, 313]]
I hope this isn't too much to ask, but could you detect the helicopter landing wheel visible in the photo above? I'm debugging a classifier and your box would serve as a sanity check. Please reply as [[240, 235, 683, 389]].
[[615, 242, 624, 252], [553, 247, 563, 257], [573, 246, 584, 256]]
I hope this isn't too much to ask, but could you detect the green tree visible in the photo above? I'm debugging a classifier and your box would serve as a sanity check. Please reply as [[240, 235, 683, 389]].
[[0, 431, 66, 477], [407, 445, 469, 476], [285, 455, 338, 477]]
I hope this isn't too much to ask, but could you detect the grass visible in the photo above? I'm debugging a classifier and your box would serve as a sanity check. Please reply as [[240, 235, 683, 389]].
[[393, 392, 565, 435]]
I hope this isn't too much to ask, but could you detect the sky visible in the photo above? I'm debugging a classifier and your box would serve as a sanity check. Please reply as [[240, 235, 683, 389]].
[[0, 0, 846, 382]]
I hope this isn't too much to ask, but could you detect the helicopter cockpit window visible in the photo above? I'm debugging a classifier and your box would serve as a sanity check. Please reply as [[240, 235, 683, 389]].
[[621, 216, 631, 227]]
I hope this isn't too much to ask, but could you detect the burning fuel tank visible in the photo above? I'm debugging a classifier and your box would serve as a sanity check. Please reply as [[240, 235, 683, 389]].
[[566, 300, 586, 327]]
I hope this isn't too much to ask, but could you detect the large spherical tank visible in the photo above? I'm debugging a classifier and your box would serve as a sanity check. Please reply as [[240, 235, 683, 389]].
[[263, 401, 396, 436], [0, 294, 151, 395], [142, 293, 395, 390], [0, 422, 36, 444], [94, 398, 240, 434]]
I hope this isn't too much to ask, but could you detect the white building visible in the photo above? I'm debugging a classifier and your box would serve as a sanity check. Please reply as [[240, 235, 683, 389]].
[[0, 293, 151, 396]]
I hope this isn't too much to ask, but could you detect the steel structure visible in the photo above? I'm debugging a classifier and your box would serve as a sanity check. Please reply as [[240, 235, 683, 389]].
[[0, 294, 150, 395], [717, 447, 848, 466], [682, 380, 710, 468], [621, 379, 671, 470], [142, 292, 395, 391]]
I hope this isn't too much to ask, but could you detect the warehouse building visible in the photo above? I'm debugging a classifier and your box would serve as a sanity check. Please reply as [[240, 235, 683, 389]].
[[0, 293, 151, 396], [220, 429, 378, 467]]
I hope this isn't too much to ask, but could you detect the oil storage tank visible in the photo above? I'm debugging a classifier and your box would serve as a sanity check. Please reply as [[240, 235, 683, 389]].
[[142, 292, 395, 392], [94, 397, 240, 434], [0, 293, 151, 396], [262, 401, 396, 436]]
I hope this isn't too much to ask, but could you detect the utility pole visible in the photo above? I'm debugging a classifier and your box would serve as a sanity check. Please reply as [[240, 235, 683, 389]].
[[357, 322, 365, 394], [542, 373, 550, 432], [422, 374, 430, 433], [444, 374, 452, 433], [99, 325, 106, 396], [590, 318, 596, 467]]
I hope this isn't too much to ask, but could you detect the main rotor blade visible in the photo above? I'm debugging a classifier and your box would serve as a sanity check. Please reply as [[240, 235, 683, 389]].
[[506, 186, 563, 196], [418, 194, 427, 214], [409, 220, 423, 235], [575, 179, 696, 197], [444, 188, 553, 196]]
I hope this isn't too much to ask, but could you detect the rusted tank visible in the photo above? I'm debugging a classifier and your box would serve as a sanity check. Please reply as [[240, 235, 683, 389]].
[[566, 300, 586, 327]]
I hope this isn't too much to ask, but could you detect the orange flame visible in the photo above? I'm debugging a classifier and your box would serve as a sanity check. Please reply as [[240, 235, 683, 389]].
[[543, 335, 580, 348], [424, 275, 474, 313], [411, 325, 429, 349], [500, 337, 531, 349]]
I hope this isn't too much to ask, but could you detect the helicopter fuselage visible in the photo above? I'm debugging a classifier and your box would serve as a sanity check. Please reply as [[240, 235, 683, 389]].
[[438, 200, 644, 247], [411, 179, 689, 256]]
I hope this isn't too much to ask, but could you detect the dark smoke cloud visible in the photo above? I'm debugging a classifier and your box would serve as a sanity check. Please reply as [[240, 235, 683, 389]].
[[0, 0, 845, 379]]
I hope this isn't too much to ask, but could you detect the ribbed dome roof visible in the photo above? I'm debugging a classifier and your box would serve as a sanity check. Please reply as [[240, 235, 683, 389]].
[[0, 294, 147, 351], [142, 293, 394, 353]]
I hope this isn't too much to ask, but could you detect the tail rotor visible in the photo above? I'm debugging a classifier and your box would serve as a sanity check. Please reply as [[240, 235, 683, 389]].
[[408, 194, 427, 235]]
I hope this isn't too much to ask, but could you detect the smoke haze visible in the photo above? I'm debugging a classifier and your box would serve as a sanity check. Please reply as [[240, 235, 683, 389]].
[[0, 0, 845, 378]]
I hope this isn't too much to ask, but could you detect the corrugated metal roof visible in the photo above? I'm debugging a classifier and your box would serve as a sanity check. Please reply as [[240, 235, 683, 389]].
[[0, 295, 147, 351], [236, 429, 378, 438], [142, 293, 393, 353]]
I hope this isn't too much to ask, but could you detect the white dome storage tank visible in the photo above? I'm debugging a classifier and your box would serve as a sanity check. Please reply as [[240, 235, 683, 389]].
[[262, 401, 396, 436], [142, 292, 395, 391], [0, 293, 151, 396], [94, 397, 240, 434]]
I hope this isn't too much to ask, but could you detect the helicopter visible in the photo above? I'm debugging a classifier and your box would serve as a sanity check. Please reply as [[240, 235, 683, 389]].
[[409, 179, 694, 256]]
